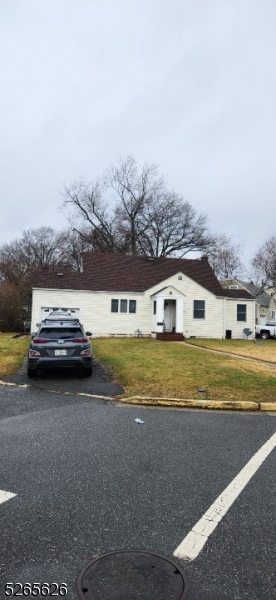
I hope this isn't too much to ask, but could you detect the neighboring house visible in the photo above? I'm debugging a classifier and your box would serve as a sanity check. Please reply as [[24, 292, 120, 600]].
[[31, 253, 255, 339], [220, 278, 276, 325]]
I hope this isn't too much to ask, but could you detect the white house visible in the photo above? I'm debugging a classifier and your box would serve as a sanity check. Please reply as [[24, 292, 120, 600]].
[[31, 253, 255, 339], [220, 278, 276, 325]]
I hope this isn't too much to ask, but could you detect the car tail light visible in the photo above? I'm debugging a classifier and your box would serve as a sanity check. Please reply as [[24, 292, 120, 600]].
[[32, 338, 48, 344], [29, 349, 41, 357], [80, 349, 91, 356], [72, 337, 88, 343]]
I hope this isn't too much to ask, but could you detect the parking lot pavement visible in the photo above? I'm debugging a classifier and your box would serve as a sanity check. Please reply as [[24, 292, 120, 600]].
[[1, 398, 276, 600], [2, 355, 124, 397]]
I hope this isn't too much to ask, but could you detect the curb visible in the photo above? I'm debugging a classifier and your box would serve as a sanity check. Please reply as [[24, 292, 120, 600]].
[[0, 379, 29, 389], [119, 396, 276, 411], [259, 402, 276, 411], [1, 379, 276, 411]]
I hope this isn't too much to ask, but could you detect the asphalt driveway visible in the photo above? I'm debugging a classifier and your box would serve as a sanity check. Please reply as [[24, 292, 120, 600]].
[[2, 354, 124, 397]]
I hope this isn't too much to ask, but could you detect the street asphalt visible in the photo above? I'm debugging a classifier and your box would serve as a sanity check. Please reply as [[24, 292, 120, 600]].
[[0, 364, 276, 599]]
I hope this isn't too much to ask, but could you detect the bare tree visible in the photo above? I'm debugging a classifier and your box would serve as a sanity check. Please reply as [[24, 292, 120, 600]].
[[206, 234, 244, 279], [0, 227, 68, 283], [107, 156, 165, 255], [137, 192, 215, 257], [62, 178, 121, 253], [0, 226, 90, 285], [251, 235, 276, 288], [0, 282, 24, 332], [20, 226, 72, 270], [0, 227, 94, 328], [0, 240, 28, 286], [59, 228, 95, 271], [61, 156, 218, 257]]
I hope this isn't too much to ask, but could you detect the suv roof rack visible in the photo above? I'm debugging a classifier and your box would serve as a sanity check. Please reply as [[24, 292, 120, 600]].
[[42, 316, 80, 324]]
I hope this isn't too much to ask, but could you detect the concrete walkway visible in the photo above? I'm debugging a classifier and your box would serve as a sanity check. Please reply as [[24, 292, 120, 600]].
[[181, 341, 276, 369]]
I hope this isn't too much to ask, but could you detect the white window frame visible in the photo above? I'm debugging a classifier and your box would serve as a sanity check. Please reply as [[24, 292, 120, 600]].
[[111, 299, 137, 314], [237, 304, 247, 322], [193, 300, 205, 319]]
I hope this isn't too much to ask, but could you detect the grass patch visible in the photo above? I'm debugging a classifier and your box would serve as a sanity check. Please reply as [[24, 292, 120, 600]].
[[0, 334, 30, 378], [185, 338, 276, 363], [92, 337, 276, 403]]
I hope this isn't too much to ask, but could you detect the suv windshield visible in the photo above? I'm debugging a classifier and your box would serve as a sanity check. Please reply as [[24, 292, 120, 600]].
[[38, 328, 84, 339]]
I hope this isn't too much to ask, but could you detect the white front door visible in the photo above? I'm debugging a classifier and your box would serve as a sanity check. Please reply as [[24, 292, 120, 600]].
[[164, 303, 171, 331], [153, 294, 182, 333], [163, 300, 176, 331]]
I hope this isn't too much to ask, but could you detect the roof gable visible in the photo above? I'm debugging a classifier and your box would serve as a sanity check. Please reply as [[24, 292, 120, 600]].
[[151, 285, 186, 297], [221, 278, 272, 306], [236, 280, 272, 306]]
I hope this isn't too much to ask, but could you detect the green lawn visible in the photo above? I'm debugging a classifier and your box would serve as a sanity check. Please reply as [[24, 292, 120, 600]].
[[92, 337, 276, 403], [0, 334, 30, 378], [2, 334, 276, 404]]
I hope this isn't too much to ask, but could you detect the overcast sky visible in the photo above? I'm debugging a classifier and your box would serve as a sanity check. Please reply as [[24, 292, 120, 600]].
[[1, 0, 275, 271]]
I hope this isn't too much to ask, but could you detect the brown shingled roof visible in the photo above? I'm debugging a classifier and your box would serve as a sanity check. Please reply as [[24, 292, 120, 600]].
[[222, 289, 254, 299], [32, 252, 254, 299]]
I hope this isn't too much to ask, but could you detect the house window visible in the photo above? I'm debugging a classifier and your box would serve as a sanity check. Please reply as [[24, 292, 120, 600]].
[[178, 275, 183, 280], [111, 299, 119, 313], [120, 300, 128, 313], [153, 301, 156, 315], [237, 304, 246, 321], [129, 300, 137, 313], [270, 310, 275, 321], [111, 299, 137, 314], [194, 300, 205, 319], [229, 285, 238, 289]]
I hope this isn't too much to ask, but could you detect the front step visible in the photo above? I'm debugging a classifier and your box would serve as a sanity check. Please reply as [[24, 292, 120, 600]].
[[156, 332, 185, 341]]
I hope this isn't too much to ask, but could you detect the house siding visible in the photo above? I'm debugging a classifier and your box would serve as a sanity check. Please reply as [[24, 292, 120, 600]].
[[267, 295, 276, 322], [31, 289, 144, 336], [32, 270, 254, 339], [221, 278, 274, 326], [225, 298, 255, 338], [147, 274, 225, 338]]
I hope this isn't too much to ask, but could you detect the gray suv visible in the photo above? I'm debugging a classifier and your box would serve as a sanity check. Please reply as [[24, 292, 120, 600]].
[[27, 314, 92, 378]]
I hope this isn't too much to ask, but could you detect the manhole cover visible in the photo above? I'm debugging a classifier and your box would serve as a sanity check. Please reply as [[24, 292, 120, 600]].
[[76, 549, 189, 599]]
